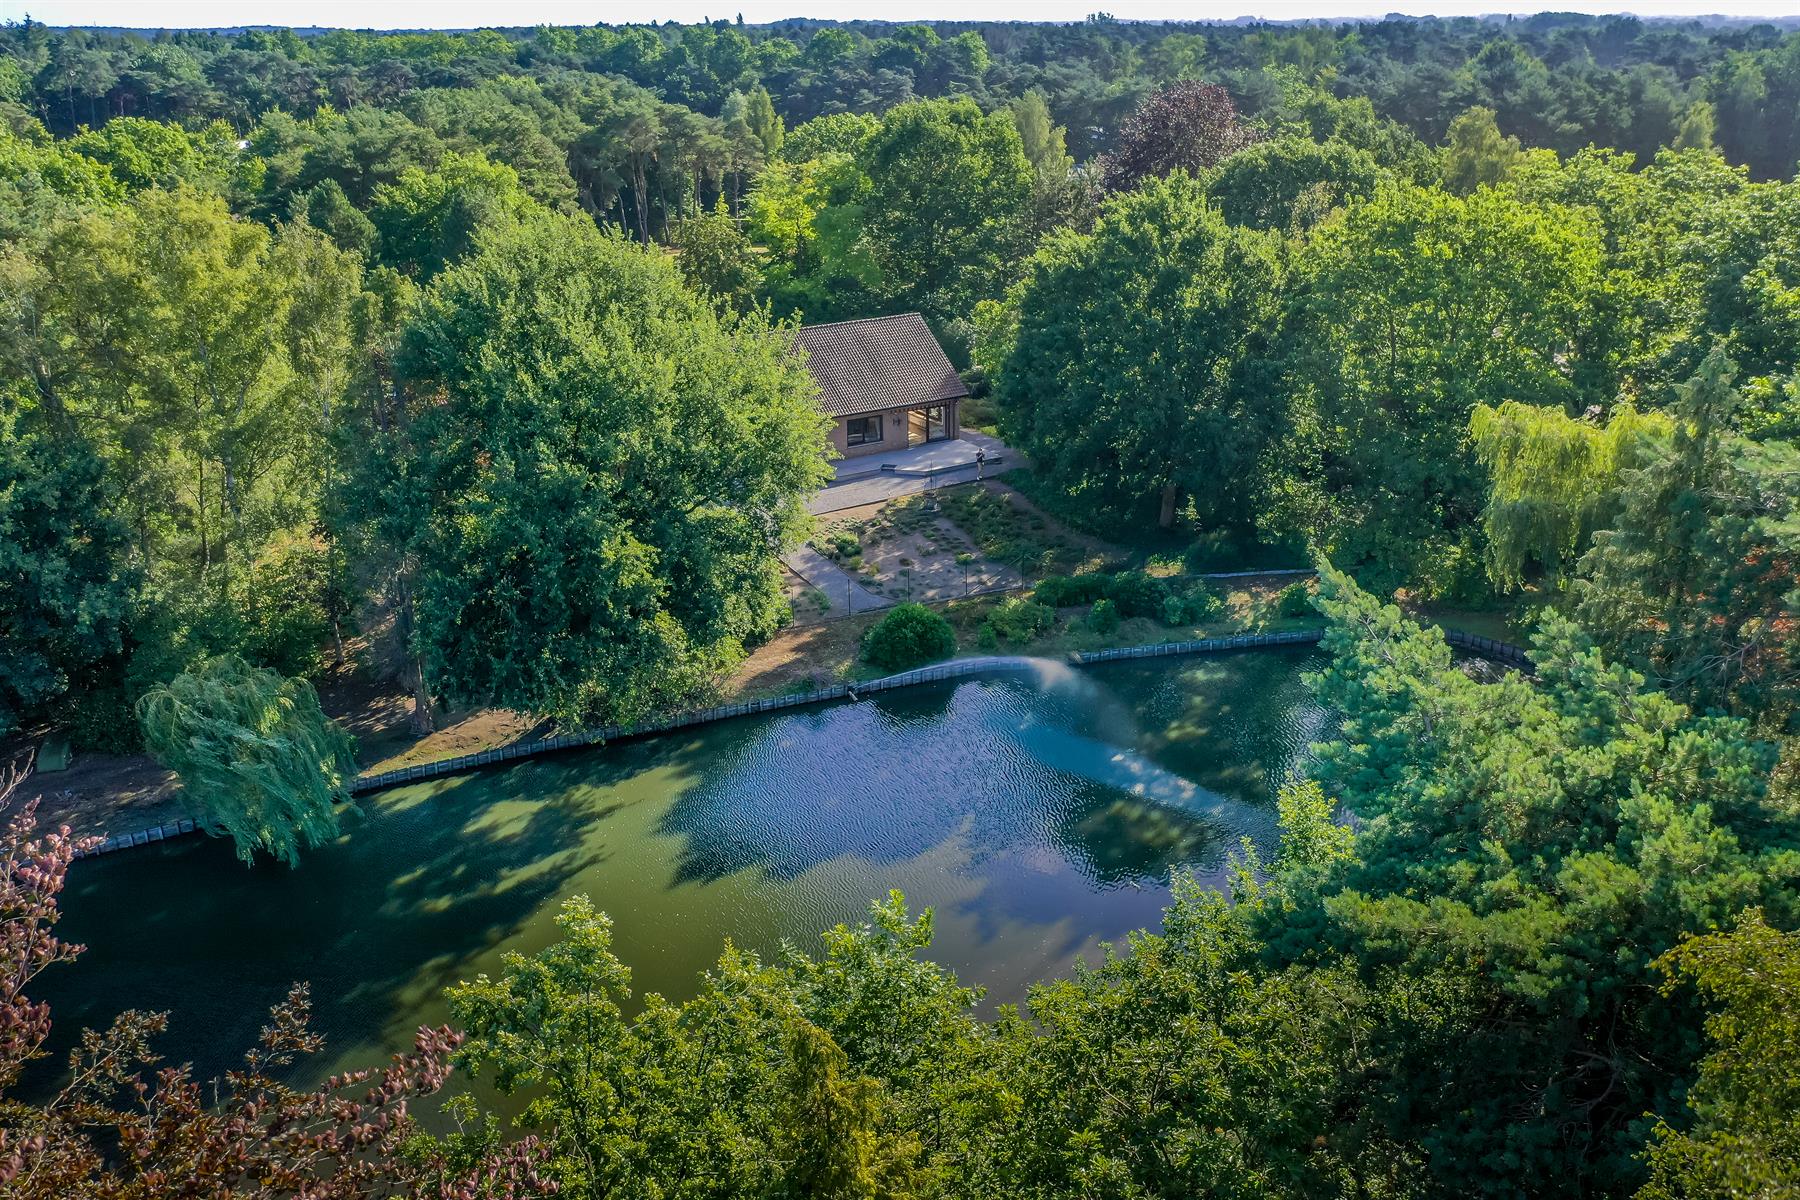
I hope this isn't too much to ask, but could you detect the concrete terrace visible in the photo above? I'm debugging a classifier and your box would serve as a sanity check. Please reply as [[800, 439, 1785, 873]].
[[809, 429, 1018, 514]]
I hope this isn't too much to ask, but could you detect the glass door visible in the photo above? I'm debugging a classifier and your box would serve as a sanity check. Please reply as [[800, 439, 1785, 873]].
[[925, 405, 948, 441]]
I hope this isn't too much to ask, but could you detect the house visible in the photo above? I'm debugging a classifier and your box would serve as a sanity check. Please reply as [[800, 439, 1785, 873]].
[[795, 313, 968, 460]]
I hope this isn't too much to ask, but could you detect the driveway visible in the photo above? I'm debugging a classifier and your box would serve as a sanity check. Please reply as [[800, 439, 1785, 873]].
[[810, 430, 1019, 515]]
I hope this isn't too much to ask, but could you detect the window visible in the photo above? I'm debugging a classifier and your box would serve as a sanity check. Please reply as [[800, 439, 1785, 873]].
[[846, 415, 883, 446]]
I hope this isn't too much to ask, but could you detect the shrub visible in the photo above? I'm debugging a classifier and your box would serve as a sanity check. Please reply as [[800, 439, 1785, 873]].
[[977, 623, 1000, 651], [1276, 581, 1315, 618], [1104, 570, 1170, 619], [1161, 582, 1225, 626], [985, 596, 1056, 644], [820, 530, 863, 560], [1035, 573, 1110, 608], [1087, 598, 1120, 634], [1184, 530, 1237, 573], [862, 603, 956, 670]]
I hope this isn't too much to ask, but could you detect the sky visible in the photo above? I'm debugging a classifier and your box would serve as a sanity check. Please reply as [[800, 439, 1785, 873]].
[[4, 0, 1798, 30]]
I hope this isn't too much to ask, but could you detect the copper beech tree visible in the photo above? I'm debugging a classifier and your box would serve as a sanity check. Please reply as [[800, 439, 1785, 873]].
[[0, 761, 553, 1199]]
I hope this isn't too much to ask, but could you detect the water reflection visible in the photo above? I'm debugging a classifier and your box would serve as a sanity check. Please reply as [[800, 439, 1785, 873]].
[[35, 648, 1330, 1095]]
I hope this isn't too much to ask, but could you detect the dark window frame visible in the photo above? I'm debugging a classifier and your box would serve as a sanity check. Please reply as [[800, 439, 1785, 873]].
[[846, 414, 883, 446]]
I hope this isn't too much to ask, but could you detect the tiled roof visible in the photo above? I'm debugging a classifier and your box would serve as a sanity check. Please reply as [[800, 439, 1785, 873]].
[[794, 313, 969, 419]]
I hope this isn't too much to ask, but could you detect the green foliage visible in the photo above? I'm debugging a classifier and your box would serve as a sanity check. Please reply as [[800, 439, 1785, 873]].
[[1470, 398, 1673, 591], [1208, 135, 1382, 231], [1574, 351, 1800, 719], [982, 596, 1055, 644], [1441, 106, 1521, 194], [371, 150, 536, 278], [857, 98, 1033, 329], [1033, 573, 1109, 608], [1085, 597, 1119, 633], [667, 201, 761, 311], [136, 655, 357, 866], [1639, 912, 1800, 1198], [1161, 580, 1225, 625], [446, 892, 957, 1199], [0, 187, 360, 704], [820, 529, 863, 560], [1272, 181, 1605, 596], [1274, 580, 1315, 618], [383, 211, 830, 725], [1272, 779, 1353, 874], [861, 602, 956, 670], [0, 414, 138, 735], [1293, 562, 1800, 1193], [1102, 570, 1169, 620], [993, 173, 1281, 532]]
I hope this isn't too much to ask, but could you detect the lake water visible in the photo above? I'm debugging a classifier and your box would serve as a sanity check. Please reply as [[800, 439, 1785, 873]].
[[37, 648, 1331, 1091]]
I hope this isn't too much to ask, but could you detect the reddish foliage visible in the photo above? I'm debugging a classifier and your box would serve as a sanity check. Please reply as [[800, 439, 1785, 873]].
[[0, 761, 554, 1199], [1100, 80, 1259, 192]]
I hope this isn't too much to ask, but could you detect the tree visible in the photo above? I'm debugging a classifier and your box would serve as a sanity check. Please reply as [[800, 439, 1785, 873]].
[[1575, 351, 1800, 718], [371, 151, 536, 279], [1639, 912, 1800, 1198], [668, 200, 760, 311], [447, 895, 925, 1198], [1207, 136, 1382, 232], [783, 111, 880, 162], [297, 177, 377, 257], [856, 98, 1032, 329], [1469, 399, 1672, 590], [0, 414, 138, 735], [136, 654, 357, 866], [0, 188, 365, 694], [1289, 563, 1800, 1194], [381, 213, 830, 726], [992, 173, 1282, 531], [1441, 105, 1521, 194], [744, 83, 784, 159], [1098, 80, 1258, 193], [1272, 182, 1605, 597], [1672, 100, 1717, 153]]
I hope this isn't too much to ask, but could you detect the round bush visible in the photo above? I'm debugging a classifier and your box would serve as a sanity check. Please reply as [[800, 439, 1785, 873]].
[[1276, 581, 1316, 618], [1035, 572, 1110, 608], [1087, 598, 1120, 634], [1104, 570, 1169, 619], [1161, 582, 1224, 626], [862, 603, 957, 670], [986, 596, 1056, 643]]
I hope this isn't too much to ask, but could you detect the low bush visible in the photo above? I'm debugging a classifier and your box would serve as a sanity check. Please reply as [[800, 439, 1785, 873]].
[[862, 603, 957, 670], [1087, 598, 1120, 634], [821, 530, 862, 560], [1104, 570, 1169, 619], [1161, 582, 1225, 626], [985, 596, 1056, 644], [1035, 573, 1110, 607], [1183, 530, 1237, 573], [1276, 581, 1315, 618]]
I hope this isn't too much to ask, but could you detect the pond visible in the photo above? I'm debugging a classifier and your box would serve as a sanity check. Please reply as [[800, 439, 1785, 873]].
[[36, 647, 1332, 1094]]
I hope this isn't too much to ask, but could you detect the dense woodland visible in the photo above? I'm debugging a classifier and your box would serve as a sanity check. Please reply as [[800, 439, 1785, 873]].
[[2, 13, 1800, 1199]]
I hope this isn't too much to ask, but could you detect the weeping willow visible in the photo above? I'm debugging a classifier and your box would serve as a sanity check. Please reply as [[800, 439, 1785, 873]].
[[137, 655, 357, 867], [1470, 400, 1672, 591]]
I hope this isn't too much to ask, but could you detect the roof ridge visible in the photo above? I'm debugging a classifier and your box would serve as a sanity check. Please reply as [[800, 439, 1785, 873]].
[[796, 312, 926, 332]]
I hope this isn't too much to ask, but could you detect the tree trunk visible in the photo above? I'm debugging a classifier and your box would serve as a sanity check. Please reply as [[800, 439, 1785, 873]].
[[1158, 483, 1179, 530]]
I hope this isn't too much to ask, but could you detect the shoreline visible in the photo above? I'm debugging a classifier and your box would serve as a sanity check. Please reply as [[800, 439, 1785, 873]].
[[69, 627, 1530, 863]]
